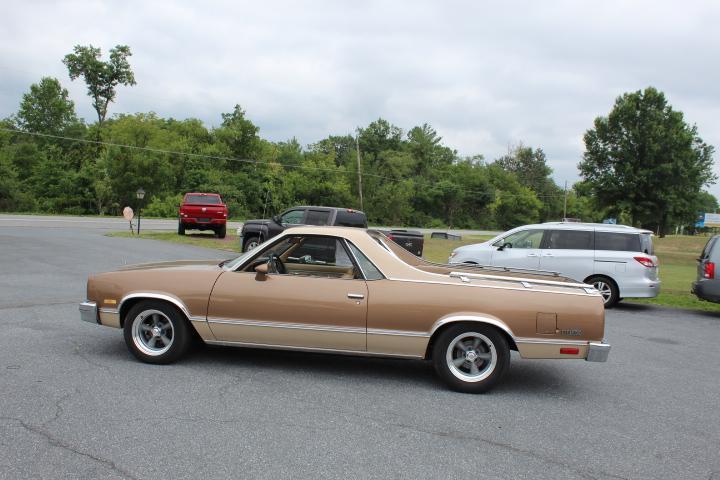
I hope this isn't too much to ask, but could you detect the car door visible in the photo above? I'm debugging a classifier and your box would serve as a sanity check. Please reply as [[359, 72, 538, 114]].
[[538, 229, 594, 280], [206, 235, 367, 351], [268, 208, 306, 237], [490, 228, 544, 270]]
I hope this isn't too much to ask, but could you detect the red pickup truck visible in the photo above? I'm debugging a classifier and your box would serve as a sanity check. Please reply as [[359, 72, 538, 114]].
[[178, 193, 228, 238]]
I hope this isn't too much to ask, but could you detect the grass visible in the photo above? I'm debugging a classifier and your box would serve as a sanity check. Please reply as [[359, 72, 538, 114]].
[[107, 229, 720, 312], [108, 230, 243, 253]]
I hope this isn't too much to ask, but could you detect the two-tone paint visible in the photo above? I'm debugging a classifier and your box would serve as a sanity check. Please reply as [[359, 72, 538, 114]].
[[80, 226, 610, 363]]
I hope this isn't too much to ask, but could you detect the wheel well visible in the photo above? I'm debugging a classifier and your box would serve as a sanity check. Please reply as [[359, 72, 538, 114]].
[[584, 274, 617, 289], [424, 321, 517, 360], [243, 233, 261, 246], [119, 297, 188, 328]]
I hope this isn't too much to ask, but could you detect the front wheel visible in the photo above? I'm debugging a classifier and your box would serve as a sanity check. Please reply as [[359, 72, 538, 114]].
[[586, 276, 619, 308], [123, 300, 192, 364], [243, 235, 260, 252], [432, 324, 510, 393]]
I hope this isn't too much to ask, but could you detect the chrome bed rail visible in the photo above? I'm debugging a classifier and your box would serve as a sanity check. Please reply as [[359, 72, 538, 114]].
[[449, 271, 597, 293]]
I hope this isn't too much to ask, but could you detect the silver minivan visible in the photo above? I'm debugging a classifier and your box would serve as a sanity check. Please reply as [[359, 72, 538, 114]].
[[448, 222, 660, 307]]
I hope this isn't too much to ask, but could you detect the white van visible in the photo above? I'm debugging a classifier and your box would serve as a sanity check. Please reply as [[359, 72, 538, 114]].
[[448, 222, 660, 307]]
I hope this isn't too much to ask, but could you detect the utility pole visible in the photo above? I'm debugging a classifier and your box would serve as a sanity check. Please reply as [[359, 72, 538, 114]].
[[355, 132, 364, 211], [563, 180, 568, 219]]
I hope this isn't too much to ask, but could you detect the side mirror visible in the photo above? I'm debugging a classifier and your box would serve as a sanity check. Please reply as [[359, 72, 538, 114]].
[[255, 263, 268, 280], [272, 215, 281, 224]]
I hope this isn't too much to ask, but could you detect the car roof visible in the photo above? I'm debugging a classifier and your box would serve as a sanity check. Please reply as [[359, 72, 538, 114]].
[[289, 206, 365, 213], [515, 222, 653, 234], [280, 225, 370, 238]]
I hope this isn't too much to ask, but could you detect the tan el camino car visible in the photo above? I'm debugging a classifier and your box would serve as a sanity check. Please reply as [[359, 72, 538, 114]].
[[80, 226, 610, 393]]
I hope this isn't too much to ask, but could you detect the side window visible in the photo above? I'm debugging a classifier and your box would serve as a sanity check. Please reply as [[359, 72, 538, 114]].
[[347, 242, 384, 280], [494, 230, 544, 249], [545, 230, 593, 250], [284, 237, 357, 279], [305, 209, 331, 226], [280, 209, 305, 225], [595, 232, 641, 252]]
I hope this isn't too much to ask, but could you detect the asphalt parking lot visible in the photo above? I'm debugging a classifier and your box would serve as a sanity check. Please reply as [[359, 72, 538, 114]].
[[1, 218, 719, 479]]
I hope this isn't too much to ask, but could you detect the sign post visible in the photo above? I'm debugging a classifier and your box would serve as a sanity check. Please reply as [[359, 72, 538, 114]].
[[136, 188, 146, 235], [123, 206, 135, 234]]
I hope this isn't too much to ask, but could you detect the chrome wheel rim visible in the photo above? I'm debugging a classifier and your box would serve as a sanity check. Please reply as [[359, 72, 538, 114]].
[[446, 332, 497, 382], [593, 281, 613, 303], [246, 240, 259, 251], [131, 309, 174, 356]]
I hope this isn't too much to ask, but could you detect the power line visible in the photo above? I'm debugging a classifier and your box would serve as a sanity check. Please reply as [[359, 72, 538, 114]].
[[0, 127, 568, 199]]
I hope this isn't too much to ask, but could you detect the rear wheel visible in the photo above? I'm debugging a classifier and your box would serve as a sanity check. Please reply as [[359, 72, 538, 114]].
[[178, 221, 185, 235], [216, 225, 227, 239], [432, 324, 510, 393], [586, 276, 619, 308], [123, 300, 192, 364]]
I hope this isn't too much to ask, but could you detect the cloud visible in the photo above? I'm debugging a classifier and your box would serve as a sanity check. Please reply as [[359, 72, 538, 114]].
[[1, 0, 719, 195]]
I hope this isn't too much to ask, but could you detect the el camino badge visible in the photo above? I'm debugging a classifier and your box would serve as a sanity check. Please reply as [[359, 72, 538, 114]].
[[560, 329, 582, 336]]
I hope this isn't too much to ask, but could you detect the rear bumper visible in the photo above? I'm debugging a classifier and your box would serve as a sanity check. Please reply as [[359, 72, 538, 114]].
[[586, 341, 611, 362], [181, 218, 226, 226], [618, 277, 660, 298], [692, 280, 720, 303], [516, 338, 611, 362], [79, 301, 98, 324]]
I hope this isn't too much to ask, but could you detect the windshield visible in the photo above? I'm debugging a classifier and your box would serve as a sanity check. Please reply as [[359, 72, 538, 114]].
[[185, 194, 222, 205], [222, 249, 258, 270]]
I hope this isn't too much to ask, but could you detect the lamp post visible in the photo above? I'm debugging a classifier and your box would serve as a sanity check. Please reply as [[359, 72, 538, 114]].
[[136, 187, 145, 235]]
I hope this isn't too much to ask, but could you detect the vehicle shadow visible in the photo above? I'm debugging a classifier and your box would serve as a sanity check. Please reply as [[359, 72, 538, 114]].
[[616, 301, 720, 318], [184, 344, 576, 394]]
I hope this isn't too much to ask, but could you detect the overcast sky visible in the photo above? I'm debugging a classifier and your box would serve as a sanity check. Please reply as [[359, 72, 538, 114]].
[[2, 0, 719, 195]]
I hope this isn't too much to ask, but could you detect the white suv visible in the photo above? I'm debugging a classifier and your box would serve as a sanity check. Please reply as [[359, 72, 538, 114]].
[[448, 222, 660, 307]]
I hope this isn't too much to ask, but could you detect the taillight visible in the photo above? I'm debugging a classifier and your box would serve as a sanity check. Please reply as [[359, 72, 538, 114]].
[[387, 234, 395, 241], [704, 262, 715, 279], [634, 256, 656, 268]]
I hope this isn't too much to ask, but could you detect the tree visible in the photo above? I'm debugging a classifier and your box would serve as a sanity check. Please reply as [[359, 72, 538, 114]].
[[16, 77, 79, 135], [63, 44, 136, 128], [214, 105, 261, 163], [495, 144, 562, 221], [579, 87, 715, 235]]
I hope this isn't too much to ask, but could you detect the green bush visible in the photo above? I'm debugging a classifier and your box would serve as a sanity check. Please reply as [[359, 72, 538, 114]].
[[143, 194, 182, 218]]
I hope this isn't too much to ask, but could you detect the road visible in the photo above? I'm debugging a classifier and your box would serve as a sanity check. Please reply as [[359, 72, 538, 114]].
[[0, 214, 498, 237], [1, 222, 719, 479]]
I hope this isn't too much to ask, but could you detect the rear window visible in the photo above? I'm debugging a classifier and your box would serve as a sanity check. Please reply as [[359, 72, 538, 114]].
[[545, 230, 593, 250], [595, 232, 642, 253], [335, 209, 367, 228], [185, 194, 222, 205], [700, 237, 716, 259], [305, 210, 331, 226]]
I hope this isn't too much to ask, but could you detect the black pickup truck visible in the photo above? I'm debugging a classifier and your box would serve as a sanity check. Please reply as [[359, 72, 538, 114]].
[[239, 206, 424, 256]]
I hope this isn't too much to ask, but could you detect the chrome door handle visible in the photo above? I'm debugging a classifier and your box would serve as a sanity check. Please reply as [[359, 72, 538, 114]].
[[527, 253, 538, 257], [543, 253, 553, 257], [347, 293, 365, 299]]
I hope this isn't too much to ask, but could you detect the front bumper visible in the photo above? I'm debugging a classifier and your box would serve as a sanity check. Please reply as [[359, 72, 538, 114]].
[[79, 301, 99, 324], [586, 341, 611, 362]]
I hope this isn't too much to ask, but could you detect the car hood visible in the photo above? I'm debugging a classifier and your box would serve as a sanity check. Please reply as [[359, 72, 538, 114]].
[[243, 219, 271, 225], [116, 259, 224, 272]]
